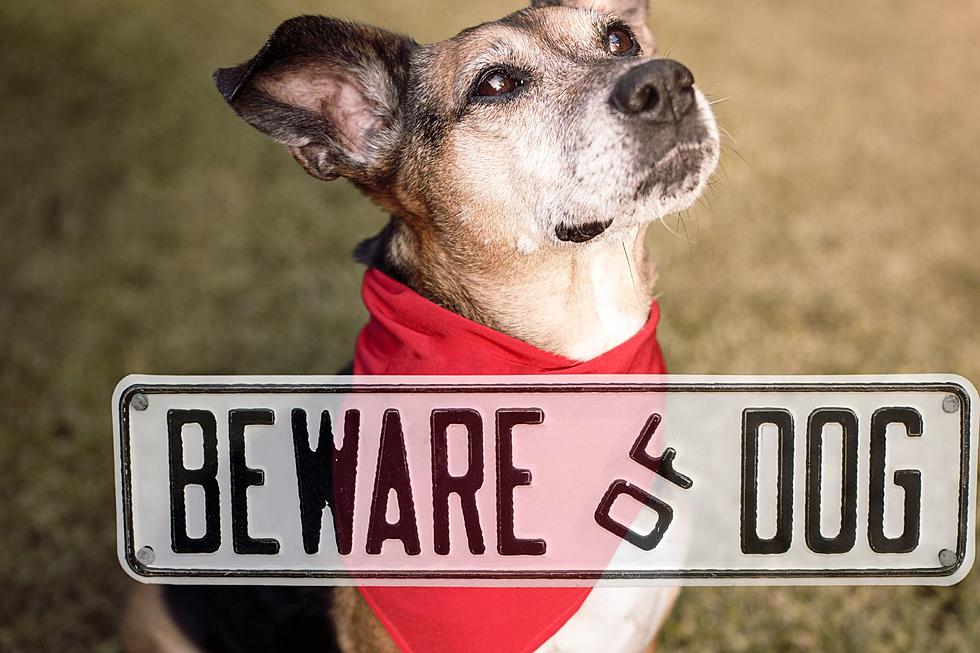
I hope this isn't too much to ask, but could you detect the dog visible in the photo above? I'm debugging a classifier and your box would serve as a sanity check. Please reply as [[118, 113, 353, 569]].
[[121, 1, 719, 651]]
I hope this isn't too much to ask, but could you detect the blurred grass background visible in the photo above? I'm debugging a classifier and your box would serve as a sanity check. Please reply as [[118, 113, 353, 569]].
[[1, 0, 978, 650]]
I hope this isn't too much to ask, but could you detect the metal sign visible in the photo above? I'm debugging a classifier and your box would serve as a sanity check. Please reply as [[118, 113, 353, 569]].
[[113, 375, 977, 586]]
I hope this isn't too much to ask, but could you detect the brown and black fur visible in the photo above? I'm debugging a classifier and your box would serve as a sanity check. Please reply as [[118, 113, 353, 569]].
[[125, 1, 718, 650]]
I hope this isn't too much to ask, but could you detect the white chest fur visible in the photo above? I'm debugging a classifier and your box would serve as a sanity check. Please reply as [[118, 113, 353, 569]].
[[535, 587, 679, 653], [538, 248, 675, 652]]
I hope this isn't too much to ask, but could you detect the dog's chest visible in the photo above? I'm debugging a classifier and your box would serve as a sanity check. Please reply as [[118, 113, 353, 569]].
[[536, 587, 679, 653], [536, 252, 671, 652]]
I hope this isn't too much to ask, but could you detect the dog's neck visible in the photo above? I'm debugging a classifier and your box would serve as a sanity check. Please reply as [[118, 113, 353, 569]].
[[380, 222, 656, 361], [505, 230, 655, 360]]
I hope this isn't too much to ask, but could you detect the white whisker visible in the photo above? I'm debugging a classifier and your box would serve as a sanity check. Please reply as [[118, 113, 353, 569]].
[[718, 125, 739, 147]]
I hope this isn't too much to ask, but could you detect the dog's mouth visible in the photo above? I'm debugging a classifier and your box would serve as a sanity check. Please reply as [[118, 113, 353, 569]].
[[555, 218, 614, 243], [635, 142, 714, 201]]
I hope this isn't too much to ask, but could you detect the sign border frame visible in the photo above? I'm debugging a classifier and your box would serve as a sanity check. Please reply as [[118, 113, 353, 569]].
[[114, 378, 975, 583]]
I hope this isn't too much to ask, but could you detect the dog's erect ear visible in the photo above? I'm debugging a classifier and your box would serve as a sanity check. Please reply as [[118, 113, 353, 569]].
[[213, 16, 415, 181], [531, 0, 655, 53]]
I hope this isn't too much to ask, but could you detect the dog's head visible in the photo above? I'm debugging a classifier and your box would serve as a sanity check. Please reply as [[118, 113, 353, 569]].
[[215, 0, 718, 262]]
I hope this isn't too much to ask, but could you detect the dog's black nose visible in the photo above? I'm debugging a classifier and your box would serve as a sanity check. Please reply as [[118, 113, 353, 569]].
[[611, 59, 696, 122]]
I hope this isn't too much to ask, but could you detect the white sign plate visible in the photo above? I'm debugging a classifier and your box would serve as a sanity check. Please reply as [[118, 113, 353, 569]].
[[113, 375, 977, 586]]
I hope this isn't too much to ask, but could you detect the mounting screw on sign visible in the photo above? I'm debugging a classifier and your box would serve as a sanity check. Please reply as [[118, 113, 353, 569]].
[[939, 549, 957, 567], [131, 393, 149, 411], [136, 546, 155, 566], [943, 394, 960, 414]]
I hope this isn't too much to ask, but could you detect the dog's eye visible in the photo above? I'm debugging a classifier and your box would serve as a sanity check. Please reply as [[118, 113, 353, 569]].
[[474, 69, 522, 98], [606, 25, 638, 56]]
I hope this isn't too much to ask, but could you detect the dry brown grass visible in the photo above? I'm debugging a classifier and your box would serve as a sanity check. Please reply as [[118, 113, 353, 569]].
[[1, 0, 978, 650]]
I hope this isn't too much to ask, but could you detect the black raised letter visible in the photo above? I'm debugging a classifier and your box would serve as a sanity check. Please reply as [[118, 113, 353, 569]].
[[496, 408, 546, 556], [431, 409, 486, 555], [366, 409, 421, 555], [868, 407, 922, 553], [805, 408, 859, 554], [229, 408, 279, 555], [167, 409, 221, 553], [629, 413, 693, 489], [741, 408, 795, 554], [291, 408, 360, 555], [594, 480, 674, 551]]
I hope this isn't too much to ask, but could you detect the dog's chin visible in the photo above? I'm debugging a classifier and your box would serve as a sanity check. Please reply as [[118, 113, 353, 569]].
[[550, 139, 718, 246]]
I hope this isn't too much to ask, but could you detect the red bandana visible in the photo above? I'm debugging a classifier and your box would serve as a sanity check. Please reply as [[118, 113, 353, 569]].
[[353, 269, 667, 653]]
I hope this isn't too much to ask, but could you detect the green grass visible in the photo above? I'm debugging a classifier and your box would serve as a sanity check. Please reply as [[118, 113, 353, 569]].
[[1, 0, 978, 650]]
